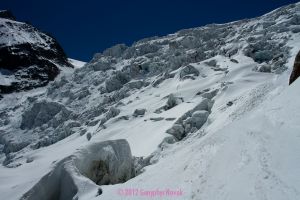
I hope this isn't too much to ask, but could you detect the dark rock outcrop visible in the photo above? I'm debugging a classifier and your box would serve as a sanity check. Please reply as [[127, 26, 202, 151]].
[[0, 10, 16, 20], [289, 50, 300, 85], [0, 11, 72, 94], [133, 108, 146, 117]]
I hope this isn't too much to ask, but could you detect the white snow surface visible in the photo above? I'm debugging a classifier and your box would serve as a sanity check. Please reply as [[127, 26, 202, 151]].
[[0, 17, 53, 49], [0, 2, 300, 200], [68, 58, 86, 68]]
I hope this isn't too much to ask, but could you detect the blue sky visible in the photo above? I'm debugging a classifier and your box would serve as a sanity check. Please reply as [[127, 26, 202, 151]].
[[1, 0, 299, 61]]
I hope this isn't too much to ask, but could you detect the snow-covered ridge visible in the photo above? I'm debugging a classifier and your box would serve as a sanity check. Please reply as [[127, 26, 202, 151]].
[[0, 11, 72, 94], [0, 2, 300, 200], [68, 58, 86, 68], [0, 17, 52, 48]]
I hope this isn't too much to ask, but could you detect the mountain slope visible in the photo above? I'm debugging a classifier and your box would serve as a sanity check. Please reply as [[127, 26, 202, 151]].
[[0, 10, 72, 94], [99, 73, 300, 200], [0, 2, 300, 200]]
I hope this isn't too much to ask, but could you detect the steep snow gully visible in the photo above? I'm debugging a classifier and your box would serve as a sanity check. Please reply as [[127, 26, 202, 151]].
[[1, 2, 300, 200]]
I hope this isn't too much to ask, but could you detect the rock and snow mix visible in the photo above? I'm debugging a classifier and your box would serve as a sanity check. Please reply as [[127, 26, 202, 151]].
[[0, 2, 300, 200], [0, 11, 72, 94]]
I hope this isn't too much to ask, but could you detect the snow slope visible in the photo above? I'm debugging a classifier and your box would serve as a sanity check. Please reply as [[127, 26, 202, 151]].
[[0, 2, 300, 200], [68, 59, 86, 68], [99, 77, 300, 200]]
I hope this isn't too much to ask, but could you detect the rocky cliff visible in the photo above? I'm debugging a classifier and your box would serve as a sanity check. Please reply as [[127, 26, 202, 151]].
[[0, 10, 72, 94]]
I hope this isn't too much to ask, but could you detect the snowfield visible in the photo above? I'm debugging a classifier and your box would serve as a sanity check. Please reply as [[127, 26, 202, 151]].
[[68, 59, 86, 69], [1, 2, 300, 200], [99, 74, 300, 200]]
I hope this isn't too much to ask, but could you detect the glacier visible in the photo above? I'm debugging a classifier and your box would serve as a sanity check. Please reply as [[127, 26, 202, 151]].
[[0, 2, 300, 200]]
